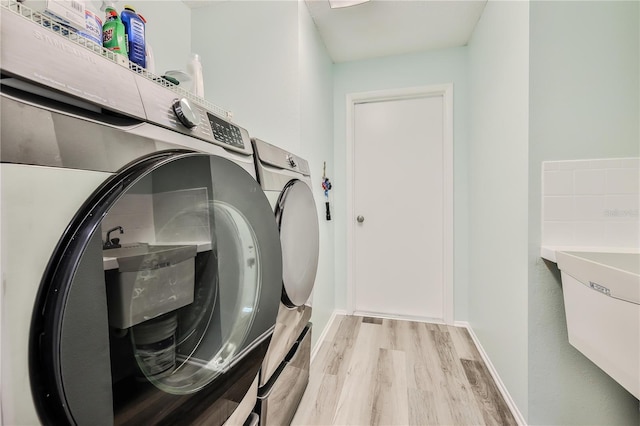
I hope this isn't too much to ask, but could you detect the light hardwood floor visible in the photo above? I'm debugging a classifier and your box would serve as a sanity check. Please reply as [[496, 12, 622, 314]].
[[292, 315, 517, 426]]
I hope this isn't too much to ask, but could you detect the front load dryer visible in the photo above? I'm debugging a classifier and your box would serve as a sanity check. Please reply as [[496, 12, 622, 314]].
[[1, 3, 281, 425], [251, 138, 320, 426]]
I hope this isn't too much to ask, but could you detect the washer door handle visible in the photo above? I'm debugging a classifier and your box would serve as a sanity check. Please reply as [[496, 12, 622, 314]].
[[356, 215, 365, 223]]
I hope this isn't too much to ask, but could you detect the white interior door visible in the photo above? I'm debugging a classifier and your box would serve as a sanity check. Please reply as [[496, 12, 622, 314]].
[[351, 89, 452, 322]]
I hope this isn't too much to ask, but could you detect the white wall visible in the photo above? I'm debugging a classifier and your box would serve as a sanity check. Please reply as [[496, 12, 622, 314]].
[[528, 1, 640, 424], [332, 47, 470, 320], [467, 0, 529, 419]]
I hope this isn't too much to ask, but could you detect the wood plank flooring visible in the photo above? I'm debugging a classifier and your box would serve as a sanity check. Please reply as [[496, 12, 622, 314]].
[[292, 315, 517, 426]]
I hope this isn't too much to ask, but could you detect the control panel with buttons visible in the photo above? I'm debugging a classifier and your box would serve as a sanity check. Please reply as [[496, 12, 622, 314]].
[[207, 112, 245, 149]]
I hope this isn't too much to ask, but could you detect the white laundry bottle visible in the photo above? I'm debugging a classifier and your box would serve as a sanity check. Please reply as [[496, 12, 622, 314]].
[[145, 42, 155, 74], [187, 53, 204, 98]]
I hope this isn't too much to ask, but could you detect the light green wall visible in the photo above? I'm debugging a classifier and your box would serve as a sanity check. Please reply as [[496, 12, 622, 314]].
[[191, 1, 300, 150], [467, 0, 530, 419], [190, 1, 335, 349], [177, 3, 638, 424], [298, 2, 335, 348], [528, 1, 640, 424], [332, 48, 470, 320], [136, 1, 191, 75]]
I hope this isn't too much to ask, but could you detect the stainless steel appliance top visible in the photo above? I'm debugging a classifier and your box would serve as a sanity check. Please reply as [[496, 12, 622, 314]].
[[0, 0, 252, 156], [252, 138, 311, 176]]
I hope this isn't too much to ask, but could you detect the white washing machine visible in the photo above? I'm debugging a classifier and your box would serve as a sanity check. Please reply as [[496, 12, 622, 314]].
[[1, 3, 280, 425], [251, 138, 320, 426]]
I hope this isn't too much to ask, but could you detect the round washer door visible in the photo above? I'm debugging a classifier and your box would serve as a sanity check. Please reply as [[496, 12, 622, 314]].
[[276, 179, 320, 307], [30, 152, 282, 425]]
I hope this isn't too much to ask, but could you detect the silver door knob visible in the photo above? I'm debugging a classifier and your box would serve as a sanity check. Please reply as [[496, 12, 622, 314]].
[[356, 215, 365, 223]]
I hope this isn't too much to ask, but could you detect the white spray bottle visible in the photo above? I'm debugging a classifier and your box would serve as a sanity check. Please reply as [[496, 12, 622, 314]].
[[187, 53, 204, 98]]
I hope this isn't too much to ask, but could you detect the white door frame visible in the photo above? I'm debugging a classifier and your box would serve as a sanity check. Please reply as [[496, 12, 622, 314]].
[[346, 84, 454, 324]]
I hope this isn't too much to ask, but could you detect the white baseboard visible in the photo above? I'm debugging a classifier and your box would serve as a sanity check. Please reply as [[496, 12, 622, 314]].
[[310, 309, 346, 364], [352, 310, 446, 324], [455, 321, 528, 426]]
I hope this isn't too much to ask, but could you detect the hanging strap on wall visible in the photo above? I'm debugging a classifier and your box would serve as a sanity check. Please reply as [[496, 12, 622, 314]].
[[322, 161, 332, 221]]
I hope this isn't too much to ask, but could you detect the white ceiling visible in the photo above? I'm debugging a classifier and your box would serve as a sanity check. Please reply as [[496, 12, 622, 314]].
[[304, 0, 487, 63], [182, 0, 487, 63]]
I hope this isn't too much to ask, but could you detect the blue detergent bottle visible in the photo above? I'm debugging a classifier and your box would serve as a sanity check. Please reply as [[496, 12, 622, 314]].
[[120, 5, 146, 68]]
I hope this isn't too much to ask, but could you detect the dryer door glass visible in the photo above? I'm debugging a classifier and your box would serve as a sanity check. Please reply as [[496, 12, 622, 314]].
[[275, 179, 320, 307], [31, 152, 282, 425]]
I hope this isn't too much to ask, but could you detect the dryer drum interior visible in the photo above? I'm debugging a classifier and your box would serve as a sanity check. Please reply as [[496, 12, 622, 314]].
[[30, 152, 281, 425]]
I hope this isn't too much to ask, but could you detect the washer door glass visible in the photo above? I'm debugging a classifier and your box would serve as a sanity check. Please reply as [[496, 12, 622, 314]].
[[31, 152, 282, 425], [276, 179, 320, 307], [128, 199, 259, 393]]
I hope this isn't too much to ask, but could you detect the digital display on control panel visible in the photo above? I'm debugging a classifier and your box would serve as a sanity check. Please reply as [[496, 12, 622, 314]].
[[207, 113, 245, 149]]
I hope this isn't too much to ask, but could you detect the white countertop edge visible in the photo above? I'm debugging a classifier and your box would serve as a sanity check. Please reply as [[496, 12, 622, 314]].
[[153, 241, 213, 252], [541, 245, 640, 263], [103, 257, 119, 270], [103, 241, 212, 270]]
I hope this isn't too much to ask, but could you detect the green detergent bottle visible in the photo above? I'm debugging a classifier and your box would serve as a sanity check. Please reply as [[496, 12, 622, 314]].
[[102, 7, 127, 56]]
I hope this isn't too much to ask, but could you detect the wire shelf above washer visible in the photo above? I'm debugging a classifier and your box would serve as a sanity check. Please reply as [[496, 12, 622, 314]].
[[1, 0, 233, 119]]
